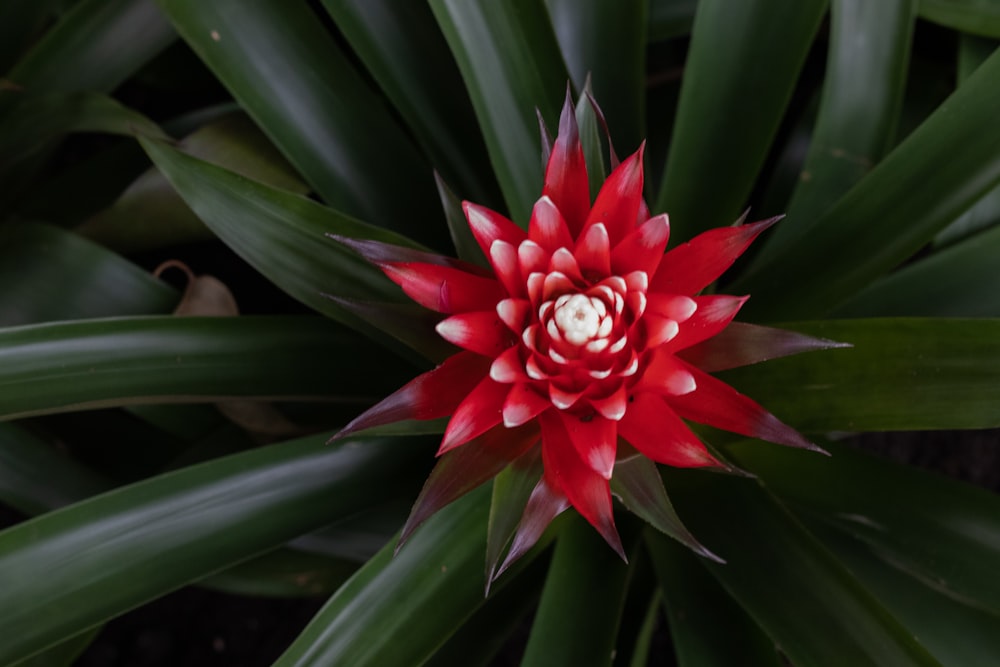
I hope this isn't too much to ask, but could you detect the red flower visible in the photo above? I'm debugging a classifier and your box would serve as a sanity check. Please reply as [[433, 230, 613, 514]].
[[334, 93, 842, 580]]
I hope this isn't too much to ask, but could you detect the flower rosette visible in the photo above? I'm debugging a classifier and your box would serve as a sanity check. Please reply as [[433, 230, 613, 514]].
[[333, 93, 844, 583]]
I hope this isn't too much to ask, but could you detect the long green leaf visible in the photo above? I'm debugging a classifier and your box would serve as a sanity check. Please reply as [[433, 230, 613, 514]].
[[717, 318, 1000, 432], [834, 224, 1000, 317], [918, 0, 1000, 37], [520, 517, 635, 667], [0, 423, 112, 516], [0, 223, 177, 326], [6, 0, 175, 93], [661, 471, 940, 666], [934, 34, 1000, 247], [647, 532, 782, 667], [544, 0, 646, 150], [80, 112, 309, 253], [199, 548, 359, 598], [654, 0, 828, 240], [733, 439, 1000, 617], [429, 0, 569, 225], [805, 519, 1000, 667], [756, 0, 915, 264], [735, 45, 1000, 320], [0, 316, 411, 421], [320, 0, 499, 206], [140, 138, 438, 357], [0, 91, 166, 169], [156, 0, 441, 239], [0, 434, 428, 664], [273, 485, 493, 667]]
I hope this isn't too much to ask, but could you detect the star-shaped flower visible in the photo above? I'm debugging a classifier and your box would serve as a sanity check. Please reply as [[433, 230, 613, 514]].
[[333, 92, 842, 582]]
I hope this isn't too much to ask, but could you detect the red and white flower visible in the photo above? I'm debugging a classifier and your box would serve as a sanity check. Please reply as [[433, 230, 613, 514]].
[[334, 93, 840, 578]]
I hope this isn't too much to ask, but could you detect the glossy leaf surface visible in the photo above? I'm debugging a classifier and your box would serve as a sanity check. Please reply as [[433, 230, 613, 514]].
[[719, 318, 1000, 432], [655, 0, 828, 240], [0, 435, 425, 664], [156, 0, 440, 236], [0, 316, 409, 420], [430, 0, 568, 224], [737, 45, 1000, 319], [663, 472, 939, 666]]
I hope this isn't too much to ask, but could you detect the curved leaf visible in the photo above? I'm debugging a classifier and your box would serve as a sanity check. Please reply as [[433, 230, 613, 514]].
[[520, 517, 636, 667], [805, 519, 1000, 667], [736, 45, 1000, 320], [544, 0, 646, 150], [0, 434, 428, 664], [918, 0, 1000, 38], [654, 0, 828, 241], [199, 548, 359, 598], [835, 223, 1000, 317], [140, 138, 435, 356], [320, 0, 499, 206], [718, 318, 1000, 432], [156, 0, 441, 239], [661, 471, 940, 666], [0, 223, 177, 327], [647, 533, 782, 667], [756, 0, 915, 264], [734, 439, 1000, 617], [273, 485, 493, 667], [429, 0, 569, 224], [6, 0, 175, 93], [0, 423, 113, 516], [0, 316, 412, 421], [80, 112, 309, 253]]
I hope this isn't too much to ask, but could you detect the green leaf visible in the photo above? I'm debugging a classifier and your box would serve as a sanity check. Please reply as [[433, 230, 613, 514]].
[[11, 627, 103, 667], [429, 0, 569, 225], [6, 0, 176, 93], [732, 439, 1000, 618], [647, 0, 697, 42], [834, 224, 1000, 317], [756, 0, 915, 264], [273, 485, 492, 667], [654, 0, 828, 241], [661, 471, 940, 666], [155, 0, 442, 240], [804, 518, 1000, 667], [718, 318, 1000, 432], [0, 91, 166, 168], [0, 434, 428, 664], [735, 45, 1000, 320], [520, 517, 635, 667], [647, 533, 782, 667], [141, 138, 434, 355], [0, 423, 112, 516], [199, 547, 359, 598], [918, 0, 1000, 38], [0, 316, 411, 421], [320, 0, 500, 206], [425, 554, 547, 667], [0, 223, 177, 327], [934, 35, 1000, 248], [544, 0, 646, 150], [80, 112, 309, 253]]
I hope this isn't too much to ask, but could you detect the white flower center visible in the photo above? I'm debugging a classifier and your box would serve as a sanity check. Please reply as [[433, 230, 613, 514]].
[[553, 294, 604, 345]]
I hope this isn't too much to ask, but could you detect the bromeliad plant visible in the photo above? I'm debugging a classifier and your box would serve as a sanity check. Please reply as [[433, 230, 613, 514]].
[[2, 1, 1000, 666], [335, 94, 842, 580]]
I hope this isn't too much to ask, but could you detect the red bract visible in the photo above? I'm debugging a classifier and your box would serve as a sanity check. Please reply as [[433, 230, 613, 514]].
[[335, 93, 843, 581]]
